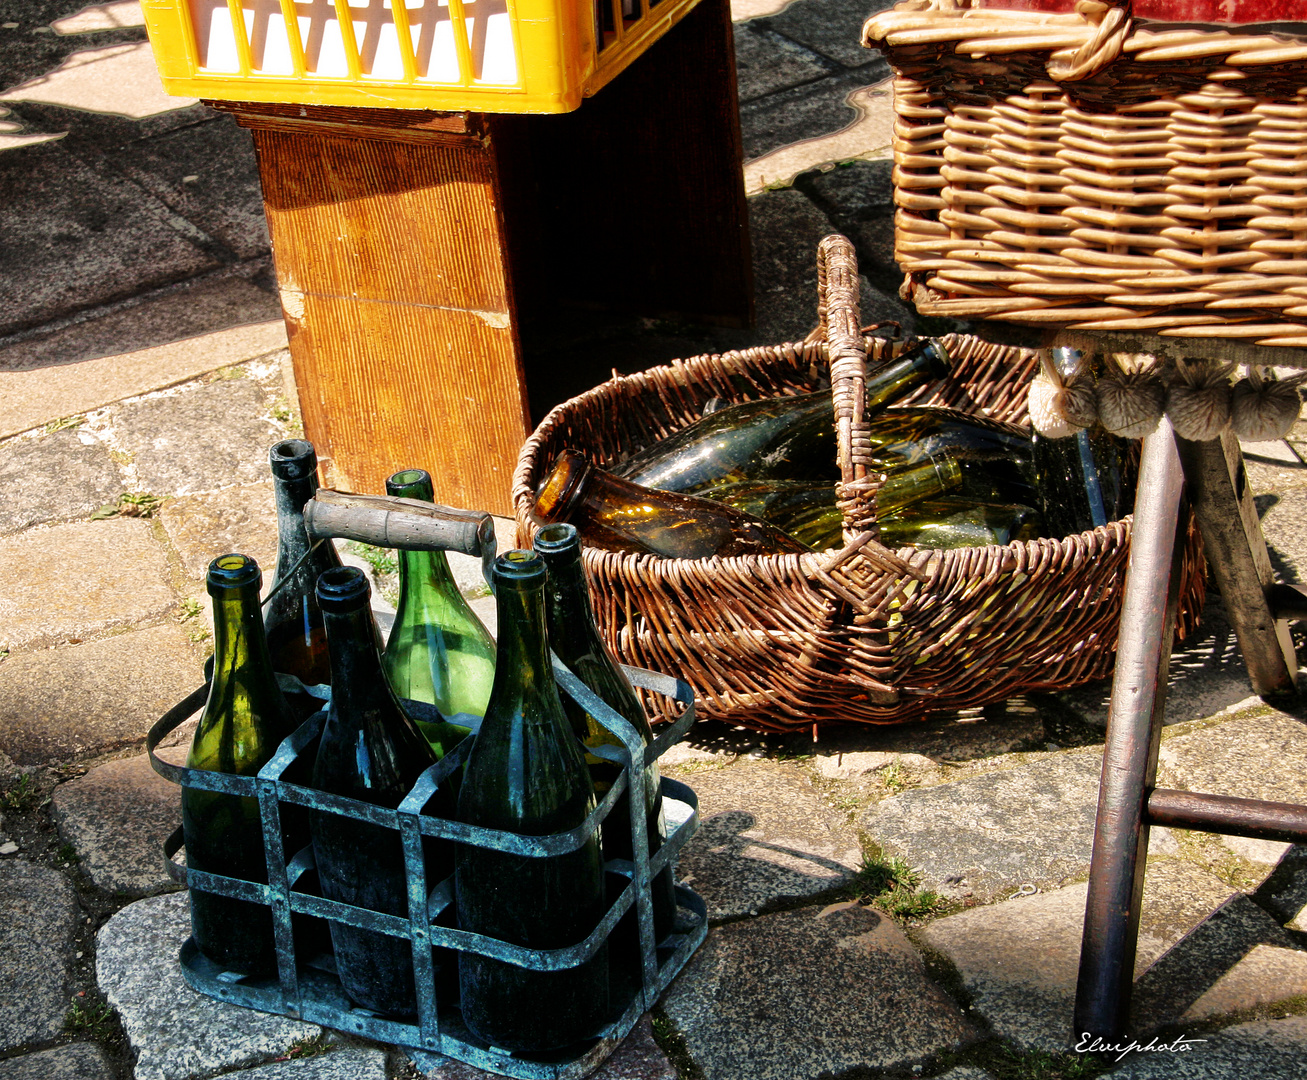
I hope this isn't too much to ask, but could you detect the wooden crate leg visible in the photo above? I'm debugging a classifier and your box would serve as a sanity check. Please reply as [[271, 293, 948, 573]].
[[1176, 430, 1297, 698], [1073, 419, 1188, 1042]]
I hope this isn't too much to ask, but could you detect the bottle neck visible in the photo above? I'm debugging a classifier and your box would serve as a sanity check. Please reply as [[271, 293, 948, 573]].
[[273, 473, 317, 554], [396, 547, 460, 613], [323, 603, 394, 719], [539, 546, 602, 664], [487, 581, 556, 715], [211, 585, 280, 689], [865, 342, 948, 413]]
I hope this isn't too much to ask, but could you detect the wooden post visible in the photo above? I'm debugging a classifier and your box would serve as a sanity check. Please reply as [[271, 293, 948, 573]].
[[213, 0, 750, 517]]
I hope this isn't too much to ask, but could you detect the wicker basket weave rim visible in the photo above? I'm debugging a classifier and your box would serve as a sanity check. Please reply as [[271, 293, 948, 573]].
[[863, 6, 1307, 61], [510, 331, 1133, 579]]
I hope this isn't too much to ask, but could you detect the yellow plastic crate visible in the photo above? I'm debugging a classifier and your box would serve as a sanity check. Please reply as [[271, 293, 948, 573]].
[[141, 0, 703, 114]]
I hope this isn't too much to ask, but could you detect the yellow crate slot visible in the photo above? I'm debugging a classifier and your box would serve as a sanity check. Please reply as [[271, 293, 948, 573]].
[[140, 0, 702, 113]]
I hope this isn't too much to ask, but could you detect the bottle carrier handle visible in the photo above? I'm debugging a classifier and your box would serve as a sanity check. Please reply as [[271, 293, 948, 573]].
[[303, 489, 498, 585]]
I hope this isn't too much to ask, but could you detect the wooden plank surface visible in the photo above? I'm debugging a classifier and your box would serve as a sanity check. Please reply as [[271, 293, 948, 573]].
[[1176, 430, 1298, 697], [247, 122, 529, 514]]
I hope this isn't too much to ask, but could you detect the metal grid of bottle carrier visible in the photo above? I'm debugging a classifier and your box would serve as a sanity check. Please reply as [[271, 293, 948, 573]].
[[148, 664, 704, 1079], [140, 0, 705, 113]]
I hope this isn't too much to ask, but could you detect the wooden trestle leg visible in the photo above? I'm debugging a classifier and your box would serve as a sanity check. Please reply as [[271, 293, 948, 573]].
[[1073, 420, 1307, 1041], [1072, 419, 1188, 1042]]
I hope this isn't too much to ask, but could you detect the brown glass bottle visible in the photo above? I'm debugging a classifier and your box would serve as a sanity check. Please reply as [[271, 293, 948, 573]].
[[534, 450, 811, 559]]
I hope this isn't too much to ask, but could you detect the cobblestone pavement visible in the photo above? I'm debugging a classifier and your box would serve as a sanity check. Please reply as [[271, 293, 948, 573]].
[[4, 2, 1307, 1080]]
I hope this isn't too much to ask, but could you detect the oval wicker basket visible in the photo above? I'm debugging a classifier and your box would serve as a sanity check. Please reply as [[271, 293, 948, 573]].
[[512, 237, 1205, 732]]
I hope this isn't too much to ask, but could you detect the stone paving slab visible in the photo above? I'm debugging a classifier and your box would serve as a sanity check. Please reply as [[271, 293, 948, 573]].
[[0, 623, 203, 765], [0, 274, 281, 375], [1131, 886, 1303, 1033], [738, 66, 879, 164], [51, 752, 180, 898], [1260, 485, 1307, 584], [1179, 944, 1307, 1022], [415, 1017, 675, 1079], [0, 140, 218, 337], [759, 0, 895, 68], [0, 427, 123, 535], [102, 115, 269, 261], [661, 900, 977, 1080], [918, 858, 1290, 1051], [0, 318, 289, 439], [1157, 709, 1307, 806], [733, 22, 837, 104], [859, 747, 1103, 903], [0, 518, 176, 653], [0, 858, 80, 1052], [665, 760, 862, 921], [1254, 843, 1307, 932], [229, 1047, 388, 1079], [745, 188, 840, 344], [160, 480, 279, 582], [0, 1042, 114, 1080], [1104, 1014, 1307, 1079], [97, 892, 322, 1080], [108, 377, 283, 497]]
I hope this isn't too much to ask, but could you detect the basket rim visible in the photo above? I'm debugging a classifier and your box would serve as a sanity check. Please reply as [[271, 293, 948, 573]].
[[511, 330, 1134, 575]]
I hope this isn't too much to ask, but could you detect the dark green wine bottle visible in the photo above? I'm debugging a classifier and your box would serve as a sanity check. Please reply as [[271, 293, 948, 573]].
[[264, 440, 343, 689], [615, 339, 951, 494], [533, 523, 678, 951], [534, 450, 811, 559], [183, 553, 303, 975], [457, 551, 609, 1052], [381, 469, 495, 758], [1032, 349, 1127, 538], [310, 566, 450, 1017]]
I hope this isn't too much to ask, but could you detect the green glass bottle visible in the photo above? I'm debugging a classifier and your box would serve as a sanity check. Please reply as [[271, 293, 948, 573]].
[[310, 566, 450, 1017], [703, 456, 964, 549], [858, 408, 1039, 507], [615, 339, 951, 494], [381, 468, 495, 758], [878, 498, 1044, 549], [534, 451, 811, 559], [1032, 349, 1128, 538], [264, 440, 343, 689], [182, 553, 303, 976], [457, 551, 609, 1052], [533, 523, 678, 950]]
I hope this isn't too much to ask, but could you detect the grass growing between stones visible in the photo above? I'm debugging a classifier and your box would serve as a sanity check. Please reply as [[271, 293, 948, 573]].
[[1, 775, 41, 813], [650, 1009, 704, 1080], [64, 995, 117, 1041], [851, 845, 952, 924]]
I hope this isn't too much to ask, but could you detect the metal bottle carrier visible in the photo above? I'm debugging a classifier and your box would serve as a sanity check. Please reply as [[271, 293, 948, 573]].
[[147, 492, 705, 1079]]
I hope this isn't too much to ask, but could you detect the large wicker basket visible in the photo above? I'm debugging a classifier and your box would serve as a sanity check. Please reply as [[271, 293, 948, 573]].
[[513, 237, 1205, 732], [862, 0, 1307, 346]]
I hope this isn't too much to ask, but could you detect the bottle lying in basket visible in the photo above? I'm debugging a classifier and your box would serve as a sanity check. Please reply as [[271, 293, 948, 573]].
[[615, 338, 951, 493], [457, 550, 610, 1052], [533, 449, 810, 559], [182, 553, 304, 976]]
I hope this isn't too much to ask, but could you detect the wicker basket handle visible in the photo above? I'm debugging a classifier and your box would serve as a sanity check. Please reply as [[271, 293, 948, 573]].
[[1047, 0, 1132, 81], [816, 235, 880, 542]]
